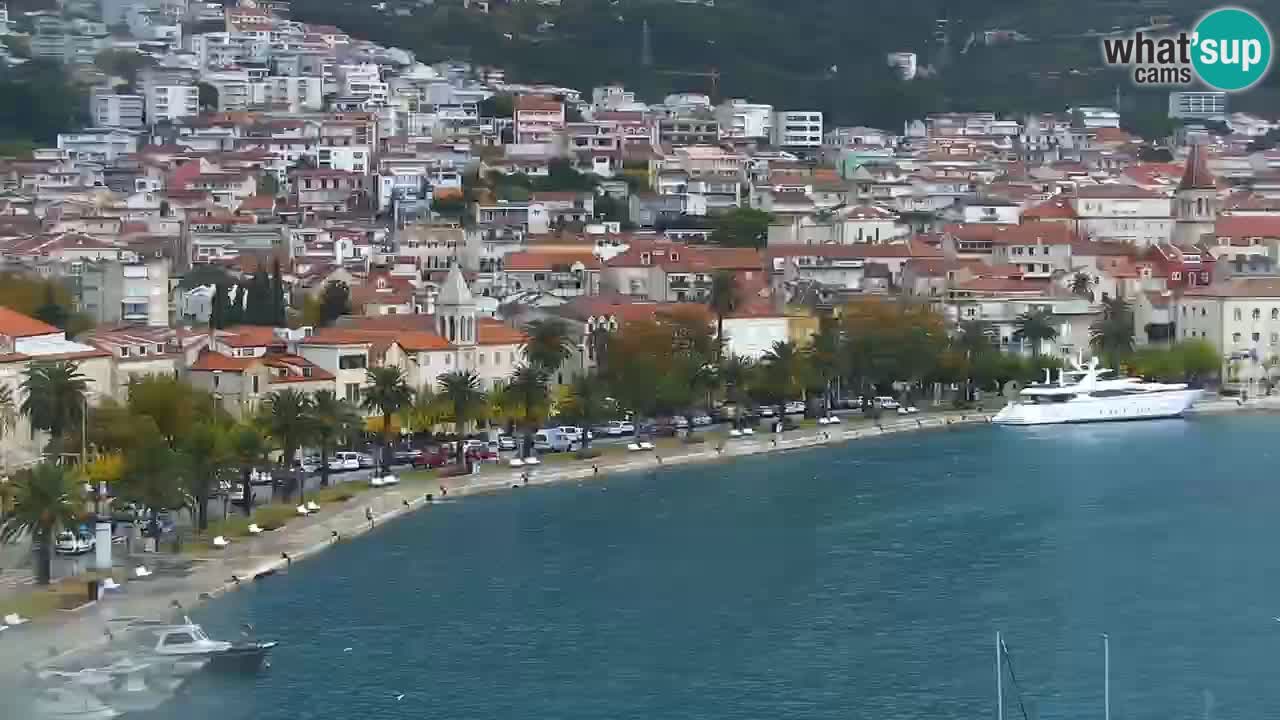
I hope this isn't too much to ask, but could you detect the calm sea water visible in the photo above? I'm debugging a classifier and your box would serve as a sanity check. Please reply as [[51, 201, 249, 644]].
[[170, 415, 1280, 720]]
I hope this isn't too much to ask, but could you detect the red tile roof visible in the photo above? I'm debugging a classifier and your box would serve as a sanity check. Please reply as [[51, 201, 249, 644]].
[[1074, 184, 1165, 199], [1180, 144, 1216, 191], [0, 307, 59, 337], [503, 251, 602, 272], [190, 349, 253, 372], [1022, 197, 1077, 220], [1213, 215, 1280, 239], [218, 325, 285, 348]]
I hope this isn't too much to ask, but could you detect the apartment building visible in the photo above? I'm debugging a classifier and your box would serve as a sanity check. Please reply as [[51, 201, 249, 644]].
[[771, 110, 824, 150], [146, 84, 200, 122], [514, 94, 566, 144], [715, 99, 774, 139], [92, 91, 145, 128]]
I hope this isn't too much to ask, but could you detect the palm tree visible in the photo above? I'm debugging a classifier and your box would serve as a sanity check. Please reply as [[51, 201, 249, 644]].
[[263, 389, 314, 501], [1013, 309, 1059, 359], [402, 386, 447, 438], [762, 341, 808, 409], [808, 318, 844, 410], [720, 355, 754, 428], [1070, 272, 1095, 300], [707, 270, 740, 362], [181, 421, 230, 532], [507, 365, 550, 457], [21, 360, 89, 451], [361, 367, 413, 474], [1091, 297, 1135, 368], [309, 390, 361, 488], [230, 422, 268, 515], [522, 318, 575, 379], [587, 324, 612, 374], [564, 372, 607, 449], [0, 464, 84, 584], [437, 370, 487, 464], [954, 319, 993, 401]]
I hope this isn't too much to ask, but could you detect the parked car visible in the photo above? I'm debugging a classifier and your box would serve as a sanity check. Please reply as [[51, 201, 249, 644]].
[[603, 420, 634, 437], [534, 428, 580, 453], [412, 446, 449, 469], [874, 396, 901, 410], [357, 453, 376, 469], [557, 426, 588, 444], [673, 416, 690, 429], [299, 456, 321, 474], [54, 529, 95, 555], [392, 449, 422, 464], [759, 406, 777, 418], [784, 401, 806, 415], [497, 435, 517, 451], [691, 413, 712, 426], [333, 452, 361, 471]]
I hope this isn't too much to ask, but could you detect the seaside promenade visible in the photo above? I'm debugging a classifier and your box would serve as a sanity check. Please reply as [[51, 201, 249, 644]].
[[2, 393, 1274, 674]]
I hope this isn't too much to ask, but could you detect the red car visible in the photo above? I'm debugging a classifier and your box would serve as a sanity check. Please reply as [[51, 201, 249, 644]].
[[412, 446, 449, 469]]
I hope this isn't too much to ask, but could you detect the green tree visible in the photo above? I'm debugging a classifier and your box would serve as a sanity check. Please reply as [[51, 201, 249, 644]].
[[209, 282, 229, 330], [437, 370, 486, 463], [522, 318, 575, 379], [707, 270, 739, 362], [94, 49, 152, 86], [270, 258, 287, 326], [808, 317, 845, 409], [0, 464, 83, 585], [230, 422, 268, 515], [761, 341, 809, 408], [710, 208, 773, 249], [1090, 298, 1135, 368], [319, 281, 351, 327], [127, 375, 204, 448], [507, 365, 550, 457], [1070, 272, 1094, 300], [361, 367, 413, 473], [21, 361, 88, 449], [197, 81, 219, 111], [1178, 339, 1220, 384], [263, 389, 315, 500], [227, 284, 244, 325], [308, 390, 361, 488], [1013, 309, 1059, 360], [563, 372, 607, 449], [479, 93, 514, 118], [117, 429, 187, 538], [33, 284, 69, 329], [0, 61, 87, 145], [181, 421, 231, 531]]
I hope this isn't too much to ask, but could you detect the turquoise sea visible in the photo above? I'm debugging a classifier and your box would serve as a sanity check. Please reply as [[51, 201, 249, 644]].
[[173, 415, 1280, 719]]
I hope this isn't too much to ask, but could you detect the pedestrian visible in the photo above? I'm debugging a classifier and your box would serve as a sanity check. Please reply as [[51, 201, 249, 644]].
[[281, 552, 291, 568], [592, 464, 599, 475], [425, 493, 433, 503], [402, 498, 410, 508], [331, 530, 340, 542], [365, 506, 374, 528], [522, 472, 529, 485], [440, 485, 448, 497]]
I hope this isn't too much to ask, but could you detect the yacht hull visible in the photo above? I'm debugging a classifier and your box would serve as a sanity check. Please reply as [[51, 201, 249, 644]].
[[992, 389, 1202, 425]]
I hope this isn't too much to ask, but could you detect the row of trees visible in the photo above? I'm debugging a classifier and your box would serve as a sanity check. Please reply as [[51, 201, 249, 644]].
[[207, 259, 289, 329]]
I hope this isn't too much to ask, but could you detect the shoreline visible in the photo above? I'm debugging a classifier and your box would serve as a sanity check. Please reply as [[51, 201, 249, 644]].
[[8, 397, 1280, 671]]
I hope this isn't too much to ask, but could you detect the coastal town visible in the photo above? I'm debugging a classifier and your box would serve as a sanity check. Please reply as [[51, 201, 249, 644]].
[[0, 0, 1279, 716]]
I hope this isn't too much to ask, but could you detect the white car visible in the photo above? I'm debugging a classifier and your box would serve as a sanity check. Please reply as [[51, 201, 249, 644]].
[[333, 452, 361, 471], [557, 426, 586, 443], [357, 453, 376, 469], [674, 416, 690, 429], [691, 413, 712, 426], [605, 420, 634, 436], [875, 397, 901, 410], [497, 435, 517, 451], [759, 406, 777, 418], [784, 401, 806, 415], [906, 406, 920, 414], [54, 530, 95, 555]]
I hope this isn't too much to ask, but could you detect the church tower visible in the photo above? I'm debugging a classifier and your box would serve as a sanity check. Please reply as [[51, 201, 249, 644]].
[[1173, 144, 1219, 246], [436, 264, 476, 347]]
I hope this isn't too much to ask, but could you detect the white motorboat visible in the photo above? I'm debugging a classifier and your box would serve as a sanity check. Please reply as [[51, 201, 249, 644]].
[[127, 619, 276, 673], [993, 359, 1201, 426]]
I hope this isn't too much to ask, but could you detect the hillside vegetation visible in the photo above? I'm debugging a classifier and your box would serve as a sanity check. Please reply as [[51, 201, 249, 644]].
[[290, 0, 1280, 126]]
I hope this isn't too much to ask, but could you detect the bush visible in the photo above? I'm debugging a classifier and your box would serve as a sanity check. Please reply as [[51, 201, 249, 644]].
[[206, 515, 251, 538], [681, 435, 706, 445], [573, 448, 603, 460], [252, 504, 297, 531], [314, 485, 358, 504]]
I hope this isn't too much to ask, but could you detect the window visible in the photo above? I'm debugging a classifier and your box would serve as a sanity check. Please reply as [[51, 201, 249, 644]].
[[1171, 272, 1182, 281], [162, 633, 194, 646], [339, 355, 367, 370], [479, 353, 485, 365], [1233, 332, 1242, 343], [1273, 309, 1279, 320], [1235, 309, 1243, 321], [1254, 309, 1263, 320], [213, 374, 220, 389], [345, 383, 360, 402], [1272, 333, 1278, 345], [1181, 306, 1187, 316], [1253, 332, 1262, 343]]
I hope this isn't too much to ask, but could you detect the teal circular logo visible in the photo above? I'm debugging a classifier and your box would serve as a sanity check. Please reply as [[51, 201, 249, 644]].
[[1192, 7, 1272, 91]]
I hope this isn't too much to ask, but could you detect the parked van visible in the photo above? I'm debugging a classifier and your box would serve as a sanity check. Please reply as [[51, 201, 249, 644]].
[[533, 428, 579, 453], [333, 451, 361, 470]]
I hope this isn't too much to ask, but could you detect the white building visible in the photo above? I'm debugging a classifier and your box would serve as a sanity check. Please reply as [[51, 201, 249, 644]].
[[1179, 277, 1280, 382], [146, 84, 199, 123], [886, 52, 918, 81], [1067, 106, 1121, 129], [715, 99, 774, 139], [1169, 91, 1228, 122], [1070, 186, 1173, 246], [91, 91, 145, 128], [56, 128, 143, 163], [0, 3, 10, 35], [772, 110, 824, 149], [264, 75, 323, 112]]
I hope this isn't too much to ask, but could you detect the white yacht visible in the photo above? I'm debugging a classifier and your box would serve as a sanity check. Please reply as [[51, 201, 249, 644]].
[[993, 359, 1201, 425]]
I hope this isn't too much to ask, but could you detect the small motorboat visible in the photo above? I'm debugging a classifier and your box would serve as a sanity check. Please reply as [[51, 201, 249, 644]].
[[134, 619, 276, 674]]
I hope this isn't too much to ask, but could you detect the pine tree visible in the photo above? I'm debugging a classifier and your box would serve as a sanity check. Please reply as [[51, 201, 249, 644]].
[[227, 284, 243, 325], [209, 283, 227, 329], [270, 258, 286, 326], [244, 270, 270, 325]]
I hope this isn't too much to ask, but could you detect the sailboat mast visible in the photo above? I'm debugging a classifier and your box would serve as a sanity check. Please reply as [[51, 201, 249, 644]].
[[1103, 633, 1111, 720], [996, 631, 1004, 720]]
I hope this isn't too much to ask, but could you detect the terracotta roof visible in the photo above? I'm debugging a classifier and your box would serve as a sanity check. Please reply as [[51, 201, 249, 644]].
[[606, 242, 763, 272], [218, 325, 285, 348], [767, 240, 941, 260], [1072, 239, 1139, 257], [503, 251, 602, 272], [393, 332, 451, 352], [1179, 144, 1216, 191], [954, 277, 1053, 294], [515, 95, 563, 112], [476, 319, 526, 346], [1023, 197, 1077, 220], [300, 328, 381, 346], [0, 307, 60, 337], [190, 349, 253, 372], [1213, 216, 1280, 239], [238, 195, 278, 212], [1184, 277, 1280, 298], [987, 222, 1076, 246]]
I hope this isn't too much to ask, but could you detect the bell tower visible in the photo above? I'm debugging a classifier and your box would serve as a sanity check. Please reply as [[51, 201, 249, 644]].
[[436, 263, 476, 347], [1173, 143, 1218, 246]]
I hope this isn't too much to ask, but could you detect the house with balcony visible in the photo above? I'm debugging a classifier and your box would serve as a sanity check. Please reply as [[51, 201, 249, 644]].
[[290, 168, 367, 214], [603, 241, 764, 302], [500, 250, 601, 298], [514, 94, 566, 144]]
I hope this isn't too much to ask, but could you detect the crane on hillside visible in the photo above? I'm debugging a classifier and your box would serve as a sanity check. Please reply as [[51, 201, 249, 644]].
[[656, 68, 721, 100]]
